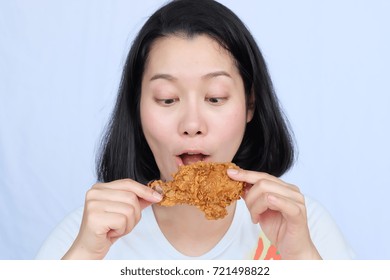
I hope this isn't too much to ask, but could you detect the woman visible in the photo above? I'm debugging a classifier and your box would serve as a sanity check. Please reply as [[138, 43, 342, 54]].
[[37, 0, 354, 260]]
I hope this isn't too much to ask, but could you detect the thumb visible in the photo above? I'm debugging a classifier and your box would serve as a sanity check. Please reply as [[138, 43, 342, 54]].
[[140, 185, 163, 210]]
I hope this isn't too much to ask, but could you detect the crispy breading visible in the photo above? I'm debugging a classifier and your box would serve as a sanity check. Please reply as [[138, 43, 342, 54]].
[[148, 162, 244, 220]]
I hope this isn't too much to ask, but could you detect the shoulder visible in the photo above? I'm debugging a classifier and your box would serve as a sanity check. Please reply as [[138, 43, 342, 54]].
[[35, 207, 83, 259], [304, 196, 356, 259]]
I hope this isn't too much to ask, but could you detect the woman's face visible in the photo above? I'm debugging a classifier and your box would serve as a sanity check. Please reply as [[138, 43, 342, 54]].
[[140, 35, 253, 181]]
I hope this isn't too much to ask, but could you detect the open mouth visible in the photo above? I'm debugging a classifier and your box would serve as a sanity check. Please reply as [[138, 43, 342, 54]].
[[178, 152, 209, 166]]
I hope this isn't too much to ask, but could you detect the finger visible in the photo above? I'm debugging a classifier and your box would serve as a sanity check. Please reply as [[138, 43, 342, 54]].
[[266, 193, 307, 225], [244, 179, 305, 207], [87, 200, 140, 237], [241, 182, 252, 199], [244, 191, 305, 225], [95, 212, 130, 241], [87, 189, 143, 209], [243, 191, 270, 223], [87, 187, 155, 212], [227, 168, 281, 184], [104, 200, 141, 231], [93, 179, 163, 205], [227, 168, 298, 192]]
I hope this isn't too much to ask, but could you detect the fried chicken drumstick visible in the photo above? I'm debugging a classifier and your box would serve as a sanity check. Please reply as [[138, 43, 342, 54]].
[[148, 162, 244, 220]]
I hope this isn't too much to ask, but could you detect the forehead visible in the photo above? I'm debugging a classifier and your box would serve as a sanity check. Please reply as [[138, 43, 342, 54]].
[[144, 34, 238, 76]]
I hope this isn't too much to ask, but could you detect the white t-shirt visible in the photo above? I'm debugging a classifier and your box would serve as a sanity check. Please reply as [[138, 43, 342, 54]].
[[36, 197, 355, 260]]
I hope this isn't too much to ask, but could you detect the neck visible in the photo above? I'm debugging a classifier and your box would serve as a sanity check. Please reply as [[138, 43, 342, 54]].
[[152, 202, 236, 256]]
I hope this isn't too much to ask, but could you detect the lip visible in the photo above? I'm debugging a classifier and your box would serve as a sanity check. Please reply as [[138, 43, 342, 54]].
[[175, 149, 211, 166]]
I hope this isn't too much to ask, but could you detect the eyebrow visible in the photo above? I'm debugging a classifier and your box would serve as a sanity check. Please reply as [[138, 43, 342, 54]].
[[202, 70, 232, 80], [149, 71, 232, 82], [150, 73, 177, 82]]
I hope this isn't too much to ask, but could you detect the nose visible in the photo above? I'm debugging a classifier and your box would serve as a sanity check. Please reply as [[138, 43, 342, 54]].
[[178, 102, 207, 137]]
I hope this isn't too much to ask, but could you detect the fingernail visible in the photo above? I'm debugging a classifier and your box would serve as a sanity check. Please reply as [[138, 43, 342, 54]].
[[154, 185, 163, 195], [152, 185, 163, 200], [227, 168, 239, 175], [152, 190, 163, 201]]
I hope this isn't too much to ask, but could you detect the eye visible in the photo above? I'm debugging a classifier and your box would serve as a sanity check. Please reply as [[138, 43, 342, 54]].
[[156, 98, 179, 106], [205, 97, 227, 105]]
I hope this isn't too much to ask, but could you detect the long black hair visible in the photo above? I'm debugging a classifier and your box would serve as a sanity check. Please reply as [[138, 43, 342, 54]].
[[97, 0, 295, 184]]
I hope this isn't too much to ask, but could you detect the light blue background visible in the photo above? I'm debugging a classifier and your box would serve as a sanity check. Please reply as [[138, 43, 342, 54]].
[[1, 0, 389, 259]]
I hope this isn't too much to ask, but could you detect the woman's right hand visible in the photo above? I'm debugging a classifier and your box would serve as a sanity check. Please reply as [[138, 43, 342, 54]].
[[62, 179, 163, 260]]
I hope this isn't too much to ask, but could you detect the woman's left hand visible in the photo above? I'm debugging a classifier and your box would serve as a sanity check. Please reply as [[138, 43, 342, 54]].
[[227, 168, 322, 260]]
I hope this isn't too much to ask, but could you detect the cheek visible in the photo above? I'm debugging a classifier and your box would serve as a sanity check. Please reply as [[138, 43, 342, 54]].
[[215, 109, 247, 141], [140, 100, 158, 142], [140, 103, 171, 149]]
